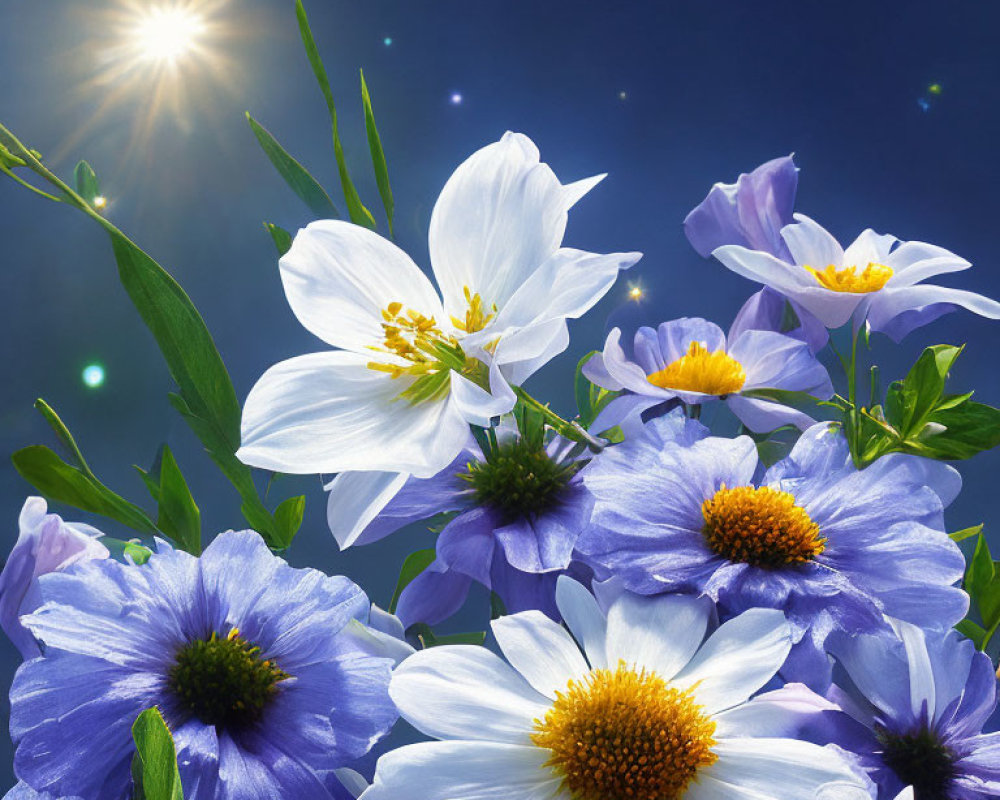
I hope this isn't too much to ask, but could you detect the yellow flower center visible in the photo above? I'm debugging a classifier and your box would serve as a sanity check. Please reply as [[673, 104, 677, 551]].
[[532, 663, 718, 800], [804, 262, 893, 293], [450, 286, 497, 334], [701, 485, 826, 568], [366, 302, 459, 380], [647, 342, 746, 395]]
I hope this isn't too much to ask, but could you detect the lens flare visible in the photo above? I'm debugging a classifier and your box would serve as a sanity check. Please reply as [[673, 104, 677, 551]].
[[132, 6, 206, 64], [82, 364, 106, 389]]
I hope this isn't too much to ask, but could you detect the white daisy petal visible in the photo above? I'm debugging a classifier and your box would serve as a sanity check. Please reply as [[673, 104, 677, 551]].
[[841, 228, 897, 267], [781, 214, 845, 267], [494, 320, 570, 385], [363, 741, 563, 800], [238, 351, 468, 478], [389, 645, 549, 743], [555, 576, 608, 670], [429, 131, 574, 318], [325, 471, 409, 549], [713, 683, 839, 739], [692, 738, 864, 800], [449, 360, 517, 427], [280, 220, 444, 353], [492, 611, 590, 699], [673, 608, 791, 714], [605, 592, 712, 681]]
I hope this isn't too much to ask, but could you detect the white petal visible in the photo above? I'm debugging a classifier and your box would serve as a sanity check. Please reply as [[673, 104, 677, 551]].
[[363, 741, 563, 800], [673, 608, 791, 714], [280, 220, 443, 352], [867, 284, 1000, 330], [238, 351, 468, 478], [326, 471, 409, 549], [885, 240, 971, 287], [334, 768, 369, 799], [555, 576, 608, 670], [495, 320, 570, 385], [842, 228, 897, 267], [489, 248, 642, 333], [449, 360, 517, 427], [691, 738, 865, 800], [711, 245, 817, 295], [389, 645, 549, 743], [713, 683, 840, 739], [429, 131, 590, 318], [492, 611, 590, 699], [890, 618, 938, 723], [605, 593, 712, 681], [781, 214, 845, 267]]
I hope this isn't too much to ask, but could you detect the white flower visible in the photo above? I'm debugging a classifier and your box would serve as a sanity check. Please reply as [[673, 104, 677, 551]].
[[361, 577, 866, 800], [713, 214, 1000, 338], [238, 132, 640, 478]]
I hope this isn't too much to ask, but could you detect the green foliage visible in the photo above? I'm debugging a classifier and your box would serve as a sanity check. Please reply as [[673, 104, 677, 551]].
[[573, 351, 621, 432], [841, 345, 1000, 467], [360, 70, 394, 235], [131, 708, 184, 800], [389, 548, 436, 614], [295, 0, 375, 229], [958, 532, 1000, 652], [263, 222, 293, 256], [137, 446, 202, 555], [246, 113, 339, 219], [273, 495, 307, 547], [73, 160, 100, 205], [409, 623, 486, 648]]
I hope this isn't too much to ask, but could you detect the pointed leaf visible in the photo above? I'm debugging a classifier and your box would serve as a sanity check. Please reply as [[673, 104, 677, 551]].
[[273, 494, 306, 548], [389, 548, 436, 614], [132, 708, 184, 800], [156, 446, 202, 555], [264, 222, 293, 256], [360, 70, 394, 235]]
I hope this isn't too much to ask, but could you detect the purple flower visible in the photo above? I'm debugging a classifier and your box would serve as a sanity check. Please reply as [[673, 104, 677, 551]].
[[326, 433, 594, 627], [714, 215, 1000, 340], [823, 619, 1000, 799], [583, 317, 833, 436], [0, 497, 108, 659], [683, 155, 827, 353], [577, 413, 967, 685], [2, 783, 79, 800], [10, 531, 398, 800]]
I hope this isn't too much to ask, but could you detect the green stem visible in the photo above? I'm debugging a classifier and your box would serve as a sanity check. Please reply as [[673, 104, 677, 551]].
[[846, 325, 863, 467], [34, 399, 97, 481], [512, 386, 605, 451], [689, 403, 702, 420], [0, 164, 64, 203]]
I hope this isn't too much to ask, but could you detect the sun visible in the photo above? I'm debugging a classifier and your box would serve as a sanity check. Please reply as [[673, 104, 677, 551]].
[[132, 6, 206, 64]]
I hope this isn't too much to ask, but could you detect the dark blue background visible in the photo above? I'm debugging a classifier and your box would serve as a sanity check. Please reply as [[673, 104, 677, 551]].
[[2, 0, 1000, 791]]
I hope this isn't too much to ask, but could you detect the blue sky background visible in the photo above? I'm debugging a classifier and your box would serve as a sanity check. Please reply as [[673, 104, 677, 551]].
[[2, 0, 1000, 789]]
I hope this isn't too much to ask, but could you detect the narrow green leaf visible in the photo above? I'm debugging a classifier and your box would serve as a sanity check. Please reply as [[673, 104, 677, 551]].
[[273, 494, 307, 548], [263, 222, 293, 256], [432, 631, 487, 646], [389, 548, 436, 614], [951, 523, 985, 543], [12, 445, 158, 534], [966, 534, 994, 603], [132, 708, 184, 800], [246, 113, 339, 219], [73, 160, 100, 204], [574, 351, 599, 426], [295, 0, 376, 229], [490, 591, 507, 620], [34, 398, 95, 478], [360, 70, 394, 235], [156, 446, 202, 555], [956, 618, 987, 648]]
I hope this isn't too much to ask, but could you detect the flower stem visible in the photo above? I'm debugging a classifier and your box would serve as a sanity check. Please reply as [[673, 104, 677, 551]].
[[512, 386, 605, 452]]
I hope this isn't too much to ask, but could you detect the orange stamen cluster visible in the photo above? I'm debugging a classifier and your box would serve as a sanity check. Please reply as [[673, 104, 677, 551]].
[[701, 485, 826, 568], [804, 262, 893, 293], [647, 341, 746, 396], [367, 301, 458, 379], [532, 663, 718, 800]]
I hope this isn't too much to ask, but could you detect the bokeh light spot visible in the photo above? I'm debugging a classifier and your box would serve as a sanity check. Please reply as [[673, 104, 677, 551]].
[[82, 364, 106, 389]]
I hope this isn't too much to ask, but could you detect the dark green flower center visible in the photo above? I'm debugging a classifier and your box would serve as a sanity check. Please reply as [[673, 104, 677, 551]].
[[879, 726, 956, 800], [168, 629, 289, 729], [461, 441, 578, 520]]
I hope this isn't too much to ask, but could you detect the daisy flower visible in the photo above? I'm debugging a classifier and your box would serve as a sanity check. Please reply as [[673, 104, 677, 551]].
[[583, 316, 833, 435], [10, 531, 400, 799], [361, 577, 866, 799], [823, 619, 1000, 799], [577, 413, 967, 679], [238, 131, 640, 479], [0, 497, 108, 659], [326, 430, 593, 626], [713, 214, 1000, 339]]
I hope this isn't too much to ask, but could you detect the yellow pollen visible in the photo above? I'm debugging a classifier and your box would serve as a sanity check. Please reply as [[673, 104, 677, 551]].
[[532, 663, 718, 800], [701, 485, 826, 568], [804, 262, 893, 293], [647, 341, 746, 395], [367, 302, 459, 379], [450, 286, 497, 334]]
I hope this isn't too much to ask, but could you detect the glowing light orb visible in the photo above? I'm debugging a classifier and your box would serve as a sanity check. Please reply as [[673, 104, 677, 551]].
[[93, 195, 108, 210], [82, 364, 106, 389], [928, 83, 943, 95], [618, 90, 628, 101], [450, 92, 463, 105], [383, 36, 393, 46], [132, 6, 205, 63], [628, 284, 644, 301]]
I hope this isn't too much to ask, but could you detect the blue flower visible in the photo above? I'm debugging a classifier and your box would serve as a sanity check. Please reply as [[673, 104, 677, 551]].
[[583, 317, 833, 436], [577, 413, 967, 683], [824, 619, 1000, 799], [326, 432, 593, 627], [10, 530, 399, 800], [683, 154, 828, 353]]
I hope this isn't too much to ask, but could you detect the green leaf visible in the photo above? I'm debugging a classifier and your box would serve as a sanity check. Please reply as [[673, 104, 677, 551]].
[[295, 0, 376, 229], [360, 70, 394, 235], [273, 494, 306, 549], [956, 618, 987, 648], [263, 222, 293, 256], [131, 708, 184, 800], [922, 400, 1000, 460], [12, 445, 158, 534], [155, 446, 201, 555], [891, 344, 963, 436], [574, 351, 599, 426], [389, 548, 436, 614], [490, 591, 507, 620], [246, 113, 339, 219], [951, 523, 985, 543], [73, 160, 100, 204], [407, 623, 486, 648], [966, 534, 994, 599], [124, 541, 154, 565]]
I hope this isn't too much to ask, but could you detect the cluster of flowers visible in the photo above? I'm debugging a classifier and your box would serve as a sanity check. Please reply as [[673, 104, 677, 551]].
[[3, 132, 1000, 800]]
